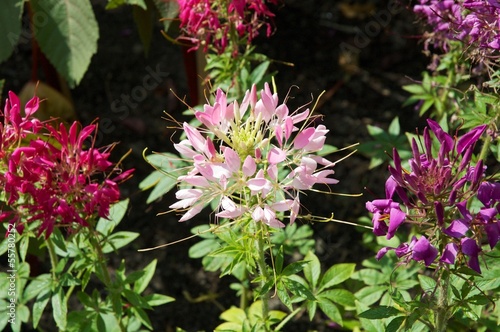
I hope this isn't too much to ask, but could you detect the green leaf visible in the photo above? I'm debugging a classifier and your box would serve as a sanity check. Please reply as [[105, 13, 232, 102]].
[[31, 0, 99, 87], [188, 238, 220, 259], [132, 2, 154, 56], [51, 288, 67, 330], [131, 306, 153, 330], [283, 275, 315, 301], [355, 285, 387, 306], [96, 199, 129, 235], [123, 288, 152, 309], [318, 299, 342, 325], [386, 316, 405, 332], [0, 0, 24, 63], [220, 306, 246, 326], [23, 274, 52, 302], [303, 251, 321, 289], [144, 293, 175, 306], [151, 0, 179, 32], [281, 260, 307, 277], [134, 259, 157, 293], [32, 289, 51, 328], [101, 231, 139, 253], [276, 281, 292, 311], [418, 275, 436, 293], [387, 116, 400, 136], [358, 306, 401, 319], [351, 268, 387, 285], [319, 263, 355, 292], [319, 289, 356, 308]]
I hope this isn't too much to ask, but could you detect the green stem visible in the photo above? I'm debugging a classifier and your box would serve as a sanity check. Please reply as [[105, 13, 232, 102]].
[[478, 132, 492, 162], [274, 307, 301, 331], [435, 272, 450, 332], [89, 232, 126, 332], [239, 268, 249, 310], [46, 237, 58, 280], [255, 222, 270, 331]]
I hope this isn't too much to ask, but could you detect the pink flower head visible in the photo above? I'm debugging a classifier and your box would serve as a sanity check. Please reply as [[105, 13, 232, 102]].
[[168, 84, 340, 227]]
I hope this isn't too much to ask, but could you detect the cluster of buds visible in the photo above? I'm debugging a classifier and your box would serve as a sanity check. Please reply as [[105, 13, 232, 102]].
[[170, 83, 338, 228], [177, 0, 279, 54], [0, 92, 133, 237], [366, 119, 500, 273], [414, 0, 500, 60]]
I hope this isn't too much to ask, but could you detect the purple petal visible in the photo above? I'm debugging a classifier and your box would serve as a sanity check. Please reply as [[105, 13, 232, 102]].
[[387, 208, 406, 239], [461, 238, 481, 273], [427, 119, 454, 153], [412, 236, 438, 266], [376, 247, 392, 260], [440, 243, 459, 264], [444, 219, 469, 238], [457, 125, 486, 154], [485, 223, 500, 249]]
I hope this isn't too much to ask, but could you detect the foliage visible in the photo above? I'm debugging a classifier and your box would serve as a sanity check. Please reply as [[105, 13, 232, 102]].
[[0, 0, 178, 87]]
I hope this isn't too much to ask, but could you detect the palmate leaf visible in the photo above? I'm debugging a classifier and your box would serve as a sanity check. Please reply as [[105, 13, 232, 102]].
[[0, 0, 24, 63], [30, 0, 99, 87]]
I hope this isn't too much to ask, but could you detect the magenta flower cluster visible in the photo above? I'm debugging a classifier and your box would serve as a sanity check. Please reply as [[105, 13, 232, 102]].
[[170, 83, 338, 228], [177, 0, 278, 53], [414, 0, 500, 57], [366, 119, 500, 273], [0, 92, 133, 237]]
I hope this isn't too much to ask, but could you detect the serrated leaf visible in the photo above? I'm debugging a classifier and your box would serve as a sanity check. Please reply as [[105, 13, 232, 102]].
[[0, 0, 24, 63], [319, 289, 356, 307], [318, 299, 342, 324], [319, 263, 355, 291], [51, 288, 67, 330], [23, 274, 52, 302], [358, 305, 401, 319], [276, 281, 292, 311], [304, 251, 321, 289], [32, 289, 51, 328], [134, 259, 157, 293], [31, 0, 99, 87], [417, 274, 436, 293]]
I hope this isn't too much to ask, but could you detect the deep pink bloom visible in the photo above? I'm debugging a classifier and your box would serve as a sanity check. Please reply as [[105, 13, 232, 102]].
[[1, 92, 132, 237]]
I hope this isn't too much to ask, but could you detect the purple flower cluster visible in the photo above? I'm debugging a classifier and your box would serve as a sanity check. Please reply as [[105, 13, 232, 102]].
[[0, 92, 133, 237], [170, 83, 338, 228], [366, 119, 500, 273], [414, 0, 500, 58]]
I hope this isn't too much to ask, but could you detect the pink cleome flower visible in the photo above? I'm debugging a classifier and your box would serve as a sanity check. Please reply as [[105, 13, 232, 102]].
[[0, 92, 133, 237], [170, 83, 338, 228]]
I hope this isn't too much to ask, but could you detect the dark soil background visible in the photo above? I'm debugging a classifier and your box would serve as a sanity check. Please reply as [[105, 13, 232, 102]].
[[1, 1, 430, 331]]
